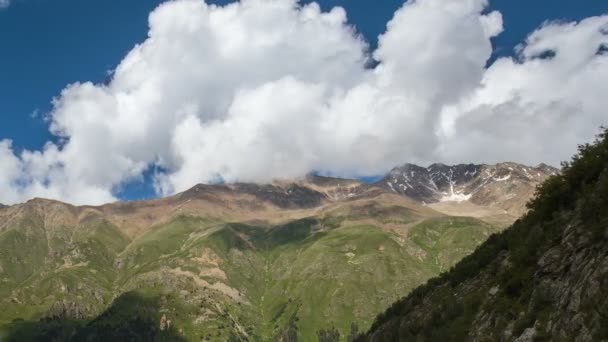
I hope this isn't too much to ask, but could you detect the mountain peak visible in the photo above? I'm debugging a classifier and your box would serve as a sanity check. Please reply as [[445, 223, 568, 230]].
[[376, 162, 557, 217]]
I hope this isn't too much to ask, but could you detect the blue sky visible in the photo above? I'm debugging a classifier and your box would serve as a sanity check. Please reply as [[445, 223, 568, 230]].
[[0, 0, 607, 202], [2, 0, 606, 152]]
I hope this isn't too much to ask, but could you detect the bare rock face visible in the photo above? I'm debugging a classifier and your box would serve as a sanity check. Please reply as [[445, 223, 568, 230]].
[[514, 327, 537, 342], [375, 162, 558, 217], [233, 183, 327, 209], [376, 163, 480, 203], [176, 180, 331, 210], [159, 314, 172, 331], [46, 301, 92, 320]]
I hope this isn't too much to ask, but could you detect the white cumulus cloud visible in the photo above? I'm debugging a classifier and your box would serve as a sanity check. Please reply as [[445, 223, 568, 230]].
[[0, 0, 606, 205]]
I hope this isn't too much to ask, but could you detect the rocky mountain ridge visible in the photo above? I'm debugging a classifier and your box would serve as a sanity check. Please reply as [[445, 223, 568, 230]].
[[376, 162, 558, 218], [0, 175, 387, 240], [0, 162, 554, 233]]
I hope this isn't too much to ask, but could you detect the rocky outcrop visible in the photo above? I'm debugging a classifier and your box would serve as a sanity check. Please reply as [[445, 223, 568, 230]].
[[46, 301, 93, 321], [178, 181, 329, 209], [233, 183, 327, 209], [376, 162, 558, 217], [159, 314, 172, 331]]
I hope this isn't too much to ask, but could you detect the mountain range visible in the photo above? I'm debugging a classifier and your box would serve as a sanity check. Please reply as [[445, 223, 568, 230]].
[[376, 162, 558, 219], [0, 162, 557, 341]]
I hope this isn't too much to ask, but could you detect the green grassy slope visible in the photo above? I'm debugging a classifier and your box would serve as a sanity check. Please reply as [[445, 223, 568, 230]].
[[0, 199, 502, 341]]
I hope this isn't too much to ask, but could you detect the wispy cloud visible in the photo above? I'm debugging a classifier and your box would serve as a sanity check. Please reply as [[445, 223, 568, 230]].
[[0, 0, 10, 9]]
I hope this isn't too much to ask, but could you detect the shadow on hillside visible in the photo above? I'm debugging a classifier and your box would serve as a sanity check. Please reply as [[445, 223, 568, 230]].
[[212, 218, 328, 252], [2, 292, 186, 342]]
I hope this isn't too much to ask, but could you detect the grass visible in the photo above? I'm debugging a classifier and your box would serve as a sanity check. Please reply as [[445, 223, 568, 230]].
[[0, 207, 498, 341], [408, 217, 501, 273]]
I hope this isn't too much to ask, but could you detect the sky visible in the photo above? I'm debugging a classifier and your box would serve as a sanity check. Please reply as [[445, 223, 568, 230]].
[[0, 0, 607, 204]]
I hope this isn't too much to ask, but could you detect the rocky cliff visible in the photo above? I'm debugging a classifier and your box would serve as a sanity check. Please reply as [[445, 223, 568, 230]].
[[376, 162, 558, 218]]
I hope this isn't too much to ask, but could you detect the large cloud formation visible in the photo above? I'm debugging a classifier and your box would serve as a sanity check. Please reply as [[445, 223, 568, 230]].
[[1, 0, 607, 205]]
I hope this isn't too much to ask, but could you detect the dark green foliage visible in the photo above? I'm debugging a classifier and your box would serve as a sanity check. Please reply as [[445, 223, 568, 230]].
[[347, 323, 361, 342], [212, 218, 323, 252], [363, 128, 608, 340], [254, 218, 320, 249], [3, 319, 85, 342], [527, 128, 608, 228], [276, 320, 299, 342], [3, 292, 185, 342], [317, 326, 340, 342]]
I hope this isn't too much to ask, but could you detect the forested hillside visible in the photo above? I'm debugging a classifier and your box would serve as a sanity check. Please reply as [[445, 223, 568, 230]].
[[361, 129, 608, 341]]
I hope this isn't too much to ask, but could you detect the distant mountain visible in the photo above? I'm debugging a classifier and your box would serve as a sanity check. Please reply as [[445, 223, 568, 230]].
[[0, 164, 551, 341], [361, 130, 608, 341], [375, 162, 558, 220], [0, 174, 501, 341]]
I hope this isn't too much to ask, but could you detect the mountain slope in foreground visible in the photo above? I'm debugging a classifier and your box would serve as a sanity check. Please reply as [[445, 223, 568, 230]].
[[362, 129, 608, 342]]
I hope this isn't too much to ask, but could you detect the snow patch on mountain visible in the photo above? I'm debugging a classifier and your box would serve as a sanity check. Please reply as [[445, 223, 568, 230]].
[[441, 181, 472, 202], [493, 174, 511, 181], [440, 191, 472, 203], [375, 162, 559, 216]]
